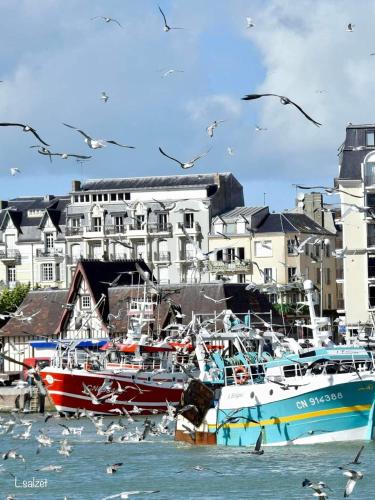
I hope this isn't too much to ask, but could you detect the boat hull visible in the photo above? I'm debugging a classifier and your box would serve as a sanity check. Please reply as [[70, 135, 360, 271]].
[[41, 367, 185, 415], [176, 374, 375, 446]]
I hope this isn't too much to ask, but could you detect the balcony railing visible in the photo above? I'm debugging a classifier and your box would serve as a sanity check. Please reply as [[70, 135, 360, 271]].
[[104, 225, 126, 235], [65, 227, 83, 236], [153, 251, 171, 262], [148, 223, 172, 234], [208, 260, 253, 274], [35, 249, 64, 258], [0, 250, 21, 264]]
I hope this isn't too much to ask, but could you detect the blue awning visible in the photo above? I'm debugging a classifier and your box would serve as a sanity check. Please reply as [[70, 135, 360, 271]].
[[29, 339, 108, 349]]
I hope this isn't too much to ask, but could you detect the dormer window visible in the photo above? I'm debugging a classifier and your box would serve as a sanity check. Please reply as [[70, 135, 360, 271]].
[[366, 130, 375, 147], [45, 233, 54, 250]]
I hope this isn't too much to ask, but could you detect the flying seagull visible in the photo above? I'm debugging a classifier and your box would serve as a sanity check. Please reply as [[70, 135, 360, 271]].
[[91, 16, 123, 28], [295, 184, 364, 199], [63, 123, 135, 149], [246, 17, 255, 28], [37, 148, 92, 161], [10, 168, 21, 176], [0, 122, 50, 145], [161, 69, 184, 78], [158, 5, 184, 32], [101, 92, 109, 103], [346, 23, 355, 32], [338, 467, 363, 497], [242, 94, 321, 126], [255, 125, 267, 131], [302, 479, 331, 498], [200, 292, 233, 304], [345, 445, 365, 466], [227, 146, 235, 156], [159, 146, 211, 169], [206, 120, 225, 138]]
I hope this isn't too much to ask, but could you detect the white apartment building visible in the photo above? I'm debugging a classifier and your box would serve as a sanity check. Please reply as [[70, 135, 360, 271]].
[[336, 123, 375, 330], [0, 173, 244, 288]]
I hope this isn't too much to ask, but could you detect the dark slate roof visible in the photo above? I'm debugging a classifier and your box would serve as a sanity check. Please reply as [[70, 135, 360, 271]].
[[338, 124, 375, 180], [256, 213, 332, 235], [57, 259, 154, 334], [107, 283, 279, 334], [215, 206, 265, 222], [0, 289, 68, 338], [77, 173, 233, 192]]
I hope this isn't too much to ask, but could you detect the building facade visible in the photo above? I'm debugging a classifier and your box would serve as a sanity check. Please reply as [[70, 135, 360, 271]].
[[337, 123, 375, 330]]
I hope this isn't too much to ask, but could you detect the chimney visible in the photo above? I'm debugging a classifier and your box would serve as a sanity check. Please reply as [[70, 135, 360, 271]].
[[0, 200, 8, 209], [43, 194, 55, 202], [72, 180, 81, 192]]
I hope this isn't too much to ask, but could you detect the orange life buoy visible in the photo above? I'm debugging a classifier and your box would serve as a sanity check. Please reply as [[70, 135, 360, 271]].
[[234, 365, 249, 385]]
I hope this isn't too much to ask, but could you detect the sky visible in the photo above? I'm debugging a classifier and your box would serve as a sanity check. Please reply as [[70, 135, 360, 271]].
[[0, 0, 374, 211]]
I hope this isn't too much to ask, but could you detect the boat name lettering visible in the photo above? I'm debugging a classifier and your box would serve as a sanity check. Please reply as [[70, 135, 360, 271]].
[[228, 392, 243, 399], [296, 392, 343, 409]]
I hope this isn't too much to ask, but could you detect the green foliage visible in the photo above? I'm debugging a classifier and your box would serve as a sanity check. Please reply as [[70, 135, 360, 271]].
[[0, 283, 30, 314], [272, 302, 309, 315]]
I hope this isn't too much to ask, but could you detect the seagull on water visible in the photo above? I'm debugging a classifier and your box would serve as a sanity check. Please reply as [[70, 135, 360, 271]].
[[0, 122, 50, 145], [91, 16, 123, 28], [102, 492, 160, 500], [242, 94, 321, 126], [101, 92, 109, 103], [63, 123, 135, 150], [159, 146, 211, 169], [106, 462, 123, 474], [158, 5, 184, 32]]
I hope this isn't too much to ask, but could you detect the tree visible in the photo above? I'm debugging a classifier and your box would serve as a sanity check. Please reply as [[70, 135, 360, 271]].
[[0, 283, 30, 314]]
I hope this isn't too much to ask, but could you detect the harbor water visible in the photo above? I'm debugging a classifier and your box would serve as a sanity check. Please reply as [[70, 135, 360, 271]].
[[1, 413, 374, 499]]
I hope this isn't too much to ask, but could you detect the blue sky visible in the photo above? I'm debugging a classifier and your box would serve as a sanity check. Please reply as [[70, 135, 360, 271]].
[[0, 0, 373, 210]]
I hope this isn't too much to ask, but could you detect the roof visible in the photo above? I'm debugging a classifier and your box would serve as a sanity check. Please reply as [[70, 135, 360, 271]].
[[77, 173, 234, 192], [338, 124, 375, 180], [0, 289, 68, 338], [107, 283, 278, 333], [256, 213, 332, 235], [57, 259, 154, 334], [214, 206, 265, 223]]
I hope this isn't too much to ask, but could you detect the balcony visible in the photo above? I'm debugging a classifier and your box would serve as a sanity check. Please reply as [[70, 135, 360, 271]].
[[104, 225, 126, 236], [208, 260, 253, 274], [153, 251, 171, 262], [35, 249, 65, 260], [0, 249, 21, 264], [65, 227, 83, 237], [148, 223, 172, 236]]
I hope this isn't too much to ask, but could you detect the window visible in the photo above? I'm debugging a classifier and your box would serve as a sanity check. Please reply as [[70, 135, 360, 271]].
[[85, 195, 89, 202], [288, 267, 297, 283], [316, 268, 321, 285], [255, 240, 272, 257], [124, 193, 130, 200], [325, 242, 330, 257], [263, 268, 273, 283], [103, 194, 108, 201], [114, 216, 124, 232], [366, 130, 375, 147], [184, 213, 194, 229], [74, 195, 79, 203], [111, 193, 117, 201], [134, 214, 144, 230], [287, 239, 296, 255], [226, 223, 236, 234], [71, 217, 80, 228], [41, 263, 53, 281], [118, 193, 124, 201], [92, 194, 97, 202], [238, 274, 246, 283], [237, 247, 245, 260], [55, 263, 60, 281], [216, 250, 223, 261], [81, 295, 91, 309], [326, 268, 331, 285], [45, 233, 54, 250], [97, 194, 102, 202], [327, 293, 332, 310], [226, 248, 236, 262], [7, 266, 16, 283], [158, 213, 168, 231], [92, 217, 102, 232]]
